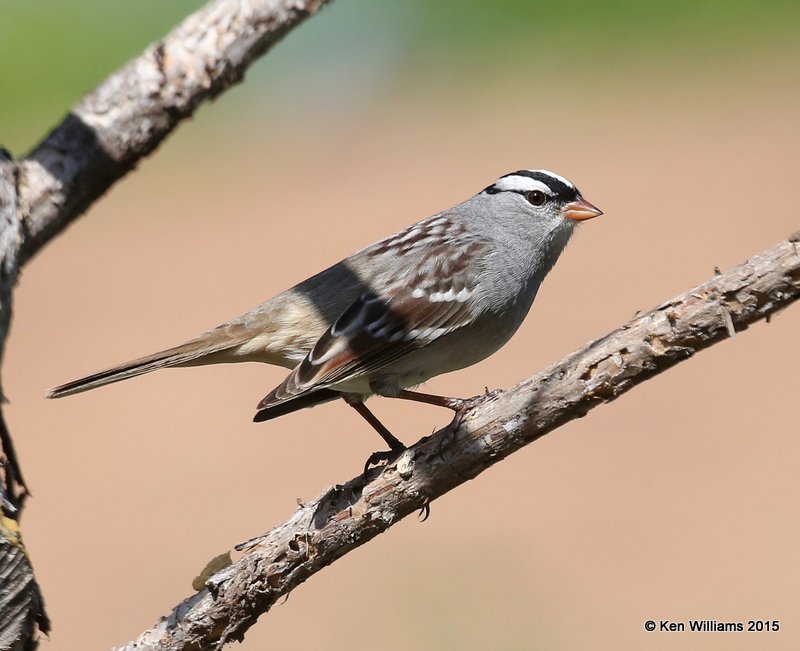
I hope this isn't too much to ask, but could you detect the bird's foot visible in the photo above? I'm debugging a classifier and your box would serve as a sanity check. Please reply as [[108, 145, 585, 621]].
[[435, 416, 461, 459], [393, 389, 490, 414], [438, 396, 468, 411], [435, 396, 484, 458]]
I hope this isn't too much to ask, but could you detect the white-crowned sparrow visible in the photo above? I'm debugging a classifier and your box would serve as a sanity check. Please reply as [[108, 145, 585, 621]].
[[48, 169, 601, 456]]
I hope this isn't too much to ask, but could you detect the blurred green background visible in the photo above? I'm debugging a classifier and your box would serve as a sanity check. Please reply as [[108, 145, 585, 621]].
[[3, 0, 799, 154]]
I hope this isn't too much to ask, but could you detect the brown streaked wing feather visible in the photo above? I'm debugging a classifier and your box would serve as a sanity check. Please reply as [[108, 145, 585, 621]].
[[257, 236, 490, 411]]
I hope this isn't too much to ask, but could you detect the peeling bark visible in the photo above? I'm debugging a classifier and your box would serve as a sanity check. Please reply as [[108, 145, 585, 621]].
[[0, 520, 49, 651]]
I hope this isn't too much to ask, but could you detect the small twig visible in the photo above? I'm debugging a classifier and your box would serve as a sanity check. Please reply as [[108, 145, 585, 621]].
[[721, 305, 737, 338]]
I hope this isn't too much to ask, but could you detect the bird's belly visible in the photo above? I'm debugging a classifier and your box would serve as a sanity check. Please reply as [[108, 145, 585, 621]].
[[363, 309, 524, 394]]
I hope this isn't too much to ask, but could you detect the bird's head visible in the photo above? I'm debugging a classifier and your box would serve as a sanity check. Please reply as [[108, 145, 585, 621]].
[[482, 169, 602, 227]]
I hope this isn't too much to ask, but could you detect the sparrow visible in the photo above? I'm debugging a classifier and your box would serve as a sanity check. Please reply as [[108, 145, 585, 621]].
[[48, 169, 601, 460]]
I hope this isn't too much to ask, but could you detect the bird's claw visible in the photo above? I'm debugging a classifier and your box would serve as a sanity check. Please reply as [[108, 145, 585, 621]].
[[435, 395, 482, 458], [418, 501, 431, 522], [441, 396, 469, 411]]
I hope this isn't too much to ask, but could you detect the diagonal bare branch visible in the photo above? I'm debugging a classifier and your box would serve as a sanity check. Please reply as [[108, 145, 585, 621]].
[[116, 235, 800, 650], [15, 0, 333, 267]]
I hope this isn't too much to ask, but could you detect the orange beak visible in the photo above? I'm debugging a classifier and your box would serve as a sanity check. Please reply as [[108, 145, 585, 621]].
[[563, 197, 603, 221]]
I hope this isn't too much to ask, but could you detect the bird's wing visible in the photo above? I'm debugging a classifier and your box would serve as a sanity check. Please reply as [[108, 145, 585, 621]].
[[256, 238, 489, 411]]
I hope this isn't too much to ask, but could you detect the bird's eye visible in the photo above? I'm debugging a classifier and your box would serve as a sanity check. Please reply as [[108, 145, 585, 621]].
[[526, 190, 548, 206]]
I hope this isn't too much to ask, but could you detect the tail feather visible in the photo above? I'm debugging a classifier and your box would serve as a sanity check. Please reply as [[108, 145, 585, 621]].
[[47, 330, 247, 399]]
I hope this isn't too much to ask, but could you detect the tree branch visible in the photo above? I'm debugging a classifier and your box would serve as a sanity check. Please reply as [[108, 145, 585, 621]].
[[0, 154, 48, 648], [116, 235, 800, 650], [16, 0, 332, 267], [0, 519, 50, 649], [1, 1, 333, 647]]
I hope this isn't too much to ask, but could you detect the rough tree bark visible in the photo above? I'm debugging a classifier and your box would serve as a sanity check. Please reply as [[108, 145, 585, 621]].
[[0, 153, 50, 651], [0, 1, 332, 648], [114, 234, 800, 650]]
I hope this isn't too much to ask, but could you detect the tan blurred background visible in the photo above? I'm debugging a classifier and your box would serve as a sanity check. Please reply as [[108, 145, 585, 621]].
[[4, 1, 800, 649]]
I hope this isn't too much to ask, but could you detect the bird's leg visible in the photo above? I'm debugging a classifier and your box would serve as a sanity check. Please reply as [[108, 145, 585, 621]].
[[390, 389, 480, 456], [347, 399, 406, 451], [345, 397, 407, 472], [391, 389, 470, 411]]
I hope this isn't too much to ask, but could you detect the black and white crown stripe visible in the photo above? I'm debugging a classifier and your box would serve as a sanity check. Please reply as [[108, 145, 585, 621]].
[[367, 169, 577, 260], [484, 169, 578, 200]]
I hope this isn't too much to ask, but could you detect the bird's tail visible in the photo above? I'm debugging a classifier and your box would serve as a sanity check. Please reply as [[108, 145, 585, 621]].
[[47, 326, 251, 399]]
